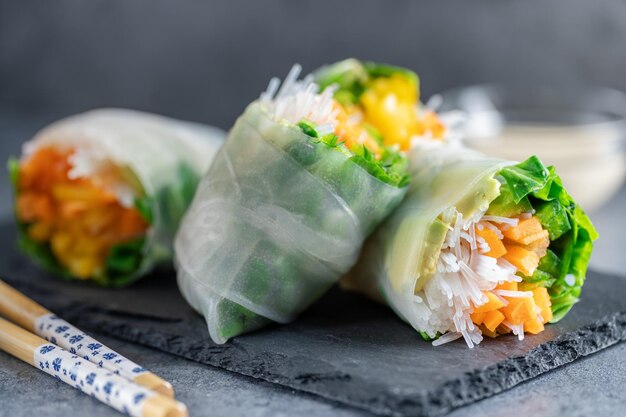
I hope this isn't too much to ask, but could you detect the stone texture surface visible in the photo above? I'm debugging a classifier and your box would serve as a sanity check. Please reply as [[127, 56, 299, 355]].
[[448, 342, 626, 417], [1, 221, 625, 417]]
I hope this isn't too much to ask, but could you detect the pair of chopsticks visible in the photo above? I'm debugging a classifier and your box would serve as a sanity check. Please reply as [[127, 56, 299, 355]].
[[0, 279, 187, 417]]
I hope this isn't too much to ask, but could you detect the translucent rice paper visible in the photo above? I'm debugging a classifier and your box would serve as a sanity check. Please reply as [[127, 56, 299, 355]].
[[23, 108, 225, 280], [345, 141, 513, 332], [175, 102, 407, 344]]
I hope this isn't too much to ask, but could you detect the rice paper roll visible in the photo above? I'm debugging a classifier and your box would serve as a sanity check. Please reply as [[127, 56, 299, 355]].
[[10, 108, 224, 286], [346, 141, 598, 347], [175, 62, 426, 344]]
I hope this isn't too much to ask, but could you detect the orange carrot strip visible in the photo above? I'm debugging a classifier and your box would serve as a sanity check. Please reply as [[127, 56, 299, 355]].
[[532, 287, 553, 323], [502, 297, 536, 325], [496, 281, 518, 291], [471, 311, 486, 325], [476, 228, 507, 258], [524, 317, 545, 334], [483, 310, 505, 332], [501, 217, 544, 243], [503, 245, 540, 276], [473, 292, 505, 314]]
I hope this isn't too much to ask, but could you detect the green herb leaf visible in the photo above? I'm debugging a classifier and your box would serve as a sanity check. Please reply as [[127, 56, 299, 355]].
[[134, 196, 154, 224], [296, 119, 409, 188], [297, 120, 318, 138]]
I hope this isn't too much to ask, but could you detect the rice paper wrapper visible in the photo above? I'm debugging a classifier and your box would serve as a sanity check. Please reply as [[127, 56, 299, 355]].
[[175, 102, 407, 344], [345, 142, 513, 331], [19, 108, 225, 284]]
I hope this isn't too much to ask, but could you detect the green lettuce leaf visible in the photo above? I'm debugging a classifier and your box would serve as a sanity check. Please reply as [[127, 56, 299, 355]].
[[492, 156, 598, 322], [487, 184, 533, 217], [102, 238, 146, 287], [534, 199, 571, 240], [497, 156, 549, 203]]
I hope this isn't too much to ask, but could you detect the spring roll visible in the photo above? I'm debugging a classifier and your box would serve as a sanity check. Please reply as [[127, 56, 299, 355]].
[[175, 60, 445, 344], [10, 109, 224, 286], [346, 141, 598, 347]]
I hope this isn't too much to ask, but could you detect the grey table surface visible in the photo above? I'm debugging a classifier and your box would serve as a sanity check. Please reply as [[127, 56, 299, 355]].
[[0, 113, 625, 417]]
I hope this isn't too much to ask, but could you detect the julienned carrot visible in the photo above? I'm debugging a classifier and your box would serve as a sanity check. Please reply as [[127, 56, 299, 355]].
[[503, 245, 540, 276], [470, 220, 556, 337], [532, 287, 553, 322], [501, 217, 544, 242], [502, 297, 536, 325], [473, 292, 504, 314], [476, 227, 507, 258], [524, 316, 545, 334], [482, 310, 505, 332]]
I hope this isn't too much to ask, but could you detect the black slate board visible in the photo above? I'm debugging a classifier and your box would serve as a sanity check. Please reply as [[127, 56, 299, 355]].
[[2, 222, 626, 417]]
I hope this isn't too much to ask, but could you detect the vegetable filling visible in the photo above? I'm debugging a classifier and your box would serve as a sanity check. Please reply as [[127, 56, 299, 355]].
[[433, 213, 553, 347], [260, 63, 421, 187], [422, 157, 597, 347], [14, 147, 149, 280], [260, 61, 445, 187], [315, 59, 445, 152]]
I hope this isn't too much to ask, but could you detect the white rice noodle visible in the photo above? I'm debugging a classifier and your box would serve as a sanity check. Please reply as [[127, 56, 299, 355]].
[[420, 209, 520, 348], [469, 225, 477, 250], [493, 290, 533, 298], [259, 64, 338, 130], [482, 221, 504, 239], [60, 146, 137, 208], [431, 331, 462, 346], [496, 258, 522, 282], [315, 123, 335, 136], [502, 320, 525, 341], [476, 236, 491, 254], [492, 292, 510, 307], [481, 215, 519, 226]]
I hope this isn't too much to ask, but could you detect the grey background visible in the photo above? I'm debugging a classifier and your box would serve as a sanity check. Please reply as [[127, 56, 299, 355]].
[[0, 1, 625, 416], [2, 0, 626, 127]]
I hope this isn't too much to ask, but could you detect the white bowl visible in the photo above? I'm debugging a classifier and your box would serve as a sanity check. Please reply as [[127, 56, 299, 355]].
[[438, 85, 626, 212]]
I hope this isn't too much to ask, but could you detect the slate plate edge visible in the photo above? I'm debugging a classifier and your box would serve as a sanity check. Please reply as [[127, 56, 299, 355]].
[[56, 303, 626, 417]]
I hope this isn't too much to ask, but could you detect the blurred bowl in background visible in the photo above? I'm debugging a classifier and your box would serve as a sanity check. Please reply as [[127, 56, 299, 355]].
[[438, 84, 626, 212]]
